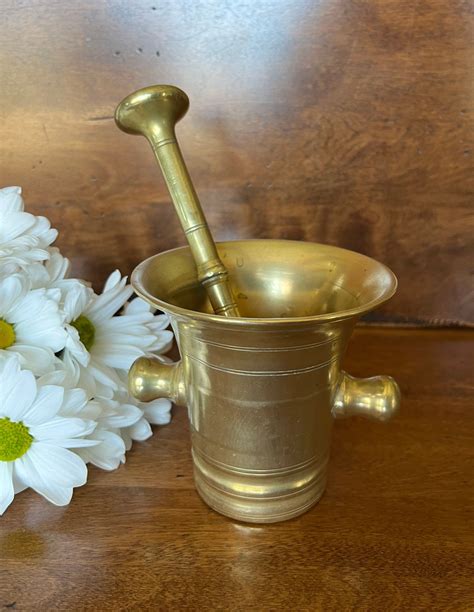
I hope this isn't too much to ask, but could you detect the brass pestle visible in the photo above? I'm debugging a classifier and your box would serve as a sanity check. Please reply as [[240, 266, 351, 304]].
[[115, 85, 240, 317]]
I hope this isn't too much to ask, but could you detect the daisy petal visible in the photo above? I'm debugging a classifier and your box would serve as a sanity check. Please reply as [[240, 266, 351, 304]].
[[86, 283, 133, 323], [148, 330, 174, 353], [11, 345, 55, 376], [30, 417, 96, 441], [124, 297, 154, 315], [64, 396, 101, 421], [64, 326, 90, 366], [103, 269, 122, 292], [63, 282, 91, 322], [147, 314, 170, 331], [18, 443, 87, 489], [15, 312, 66, 352], [76, 364, 100, 399], [55, 438, 100, 448], [22, 464, 74, 506], [78, 429, 125, 471], [12, 470, 28, 494], [22, 385, 63, 425], [105, 403, 142, 428], [6, 288, 47, 323], [60, 388, 89, 417], [0, 211, 36, 242], [0, 186, 23, 213], [37, 364, 68, 387], [0, 362, 36, 421], [143, 398, 172, 425], [98, 314, 154, 332], [92, 343, 146, 370], [121, 429, 132, 452], [45, 247, 71, 283], [0, 462, 14, 515], [0, 275, 28, 316], [87, 358, 121, 389], [126, 417, 152, 441], [60, 350, 81, 385]]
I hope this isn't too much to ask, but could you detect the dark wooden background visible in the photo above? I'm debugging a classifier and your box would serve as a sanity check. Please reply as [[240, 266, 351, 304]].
[[1, 0, 473, 324]]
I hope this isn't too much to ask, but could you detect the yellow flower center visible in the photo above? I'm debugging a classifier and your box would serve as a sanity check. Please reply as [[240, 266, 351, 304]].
[[71, 314, 96, 351], [0, 418, 33, 462], [0, 319, 16, 349]]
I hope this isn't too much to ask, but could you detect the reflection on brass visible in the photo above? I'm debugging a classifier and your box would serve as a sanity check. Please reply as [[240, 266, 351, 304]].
[[129, 355, 186, 406], [115, 85, 240, 317], [128, 239, 400, 523], [333, 372, 400, 421]]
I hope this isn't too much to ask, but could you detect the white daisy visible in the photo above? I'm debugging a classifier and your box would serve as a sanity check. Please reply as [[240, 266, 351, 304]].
[[124, 296, 174, 353], [36, 363, 125, 469], [121, 397, 172, 450], [119, 299, 173, 448], [27, 247, 82, 291], [68, 396, 142, 470], [0, 273, 67, 376], [61, 271, 173, 396], [36, 357, 132, 469], [0, 186, 57, 276], [0, 356, 97, 515]]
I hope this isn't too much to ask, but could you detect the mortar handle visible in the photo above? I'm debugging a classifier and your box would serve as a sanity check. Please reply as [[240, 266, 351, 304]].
[[128, 356, 186, 406], [332, 372, 400, 421]]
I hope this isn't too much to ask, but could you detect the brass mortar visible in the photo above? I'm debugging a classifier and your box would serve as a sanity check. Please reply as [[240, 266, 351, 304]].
[[129, 239, 400, 523]]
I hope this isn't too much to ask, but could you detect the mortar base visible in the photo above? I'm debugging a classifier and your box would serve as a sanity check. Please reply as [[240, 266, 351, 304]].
[[194, 469, 327, 524]]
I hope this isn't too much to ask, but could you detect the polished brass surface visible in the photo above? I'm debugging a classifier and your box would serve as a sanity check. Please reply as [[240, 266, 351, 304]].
[[332, 373, 400, 422], [129, 239, 400, 523], [129, 355, 186, 406], [115, 85, 240, 317]]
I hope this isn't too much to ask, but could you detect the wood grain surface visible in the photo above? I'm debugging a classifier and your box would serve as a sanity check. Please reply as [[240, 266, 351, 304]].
[[1, 0, 473, 325], [0, 328, 473, 610]]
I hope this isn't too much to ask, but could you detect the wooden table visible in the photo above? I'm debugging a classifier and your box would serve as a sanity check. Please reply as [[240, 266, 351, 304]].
[[1, 328, 472, 610]]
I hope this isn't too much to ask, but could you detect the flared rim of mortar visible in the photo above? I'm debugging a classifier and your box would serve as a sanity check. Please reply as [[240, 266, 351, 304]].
[[131, 239, 398, 328]]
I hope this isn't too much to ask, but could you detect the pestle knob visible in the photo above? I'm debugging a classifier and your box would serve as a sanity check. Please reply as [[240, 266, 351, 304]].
[[115, 85, 189, 140]]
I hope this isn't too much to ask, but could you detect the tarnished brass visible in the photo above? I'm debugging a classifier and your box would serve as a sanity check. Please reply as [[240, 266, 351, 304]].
[[115, 85, 240, 317], [129, 239, 400, 523]]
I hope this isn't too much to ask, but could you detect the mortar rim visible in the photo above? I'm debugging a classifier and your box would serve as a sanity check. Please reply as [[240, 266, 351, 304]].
[[131, 239, 398, 327]]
